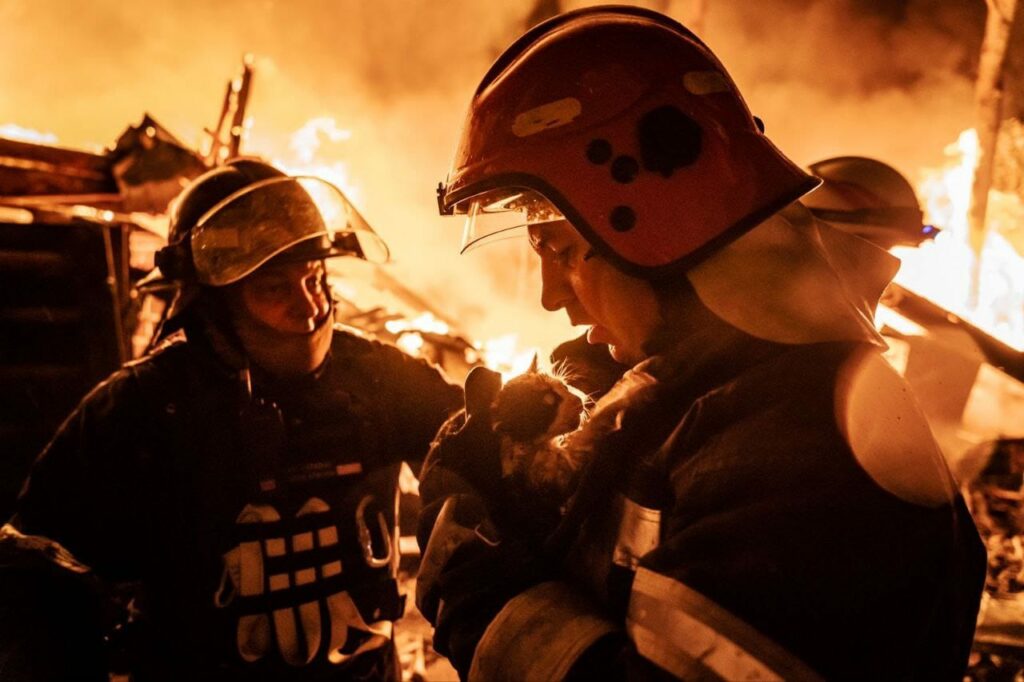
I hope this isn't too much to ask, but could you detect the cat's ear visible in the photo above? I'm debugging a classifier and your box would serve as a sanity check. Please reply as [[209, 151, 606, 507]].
[[465, 365, 503, 418], [527, 353, 540, 374]]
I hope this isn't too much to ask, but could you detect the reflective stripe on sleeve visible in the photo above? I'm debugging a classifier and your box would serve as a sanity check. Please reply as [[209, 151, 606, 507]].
[[468, 581, 618, 682], [627, 567, 822, 681]]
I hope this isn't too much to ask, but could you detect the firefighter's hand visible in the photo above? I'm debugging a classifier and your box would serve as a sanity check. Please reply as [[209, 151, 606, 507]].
[[415, 495, 547, 679], [0, 525, 111, 682], [418, 366, 503, 509]]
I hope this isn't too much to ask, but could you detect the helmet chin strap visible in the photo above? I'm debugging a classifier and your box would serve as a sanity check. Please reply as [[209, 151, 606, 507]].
[[192, 289, 335, 390], [231, 299, 334, 383]]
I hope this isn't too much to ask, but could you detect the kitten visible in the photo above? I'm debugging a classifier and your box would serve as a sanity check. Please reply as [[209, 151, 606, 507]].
[[491, 371, 585, 500]]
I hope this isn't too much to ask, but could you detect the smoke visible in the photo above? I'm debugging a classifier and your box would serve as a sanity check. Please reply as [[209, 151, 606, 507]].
[[703, 0, 985, 175], [0, 0, 988, 354]]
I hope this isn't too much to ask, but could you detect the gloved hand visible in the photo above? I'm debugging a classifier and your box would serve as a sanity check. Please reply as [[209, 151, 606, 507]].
[[416, 495, 548, 679], [417, 368, 564, 677], [0, 525, 111, 681], [418, 366, 504, 511]]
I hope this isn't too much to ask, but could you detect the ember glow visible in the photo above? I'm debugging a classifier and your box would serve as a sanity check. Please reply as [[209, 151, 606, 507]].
[[0, 124, 57, 146], [384, 313, 540, 381], [893, 129, 1024, 351], [384, 312, 450, 337], [273, 116, 362, 208], [477, 334, 541, 381]]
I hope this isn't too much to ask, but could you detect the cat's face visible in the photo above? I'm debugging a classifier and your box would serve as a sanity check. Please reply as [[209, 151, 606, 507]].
[[493, 373, 584, 442], [528, 220, 660, 366], [545, 377, 584, 438]]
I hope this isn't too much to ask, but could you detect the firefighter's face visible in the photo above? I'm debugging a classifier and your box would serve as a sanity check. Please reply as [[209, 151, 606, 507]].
[[226, 259, 333, 377], [528, 221, 660, 366], [235, 259, 331, 333]]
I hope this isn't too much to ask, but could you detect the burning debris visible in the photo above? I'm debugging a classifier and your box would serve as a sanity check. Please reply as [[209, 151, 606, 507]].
[[894, 127, 1024, 353], [963, 438, 1024, 679], [1, 3, 1023, 678]]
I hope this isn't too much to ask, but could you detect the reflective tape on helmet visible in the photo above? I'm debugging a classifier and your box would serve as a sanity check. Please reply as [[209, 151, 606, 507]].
[[627, 567, 822, 681]]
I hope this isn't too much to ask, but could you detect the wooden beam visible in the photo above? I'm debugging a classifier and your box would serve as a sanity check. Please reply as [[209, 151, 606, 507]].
[[969, 0, 1021, 281]]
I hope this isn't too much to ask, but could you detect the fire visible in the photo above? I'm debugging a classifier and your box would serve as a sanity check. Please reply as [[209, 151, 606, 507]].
[[385, 312, 450, 336], [395, 332, 426, 357], [892, 128, 1024, 351], [477, 334, 540, 381], [378, 309, 538, 379], [271, 116, 362, 207], [290, 117, 352, 164], [384, 313, 540, 382], [386, 313, 448, 358], [0, 124, 58, 146]]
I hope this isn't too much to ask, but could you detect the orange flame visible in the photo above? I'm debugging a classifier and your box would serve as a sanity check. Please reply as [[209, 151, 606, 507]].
[[476, 334, 540, 381], [893, 129, 1024, 351], [270, 116, 362, 206], [0, 124, 58, 145]]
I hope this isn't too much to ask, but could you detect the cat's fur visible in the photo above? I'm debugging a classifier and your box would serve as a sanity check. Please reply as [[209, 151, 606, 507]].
[[491, 371, 585, 500]]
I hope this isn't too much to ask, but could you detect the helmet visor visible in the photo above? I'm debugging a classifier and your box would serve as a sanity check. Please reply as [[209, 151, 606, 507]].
[[458, 187, 565, 253], [191, 176, 389, 286]]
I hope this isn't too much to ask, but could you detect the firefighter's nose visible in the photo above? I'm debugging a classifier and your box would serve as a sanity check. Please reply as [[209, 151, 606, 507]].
[[292, 282, 329, 325], [540, 258, 573, 312]]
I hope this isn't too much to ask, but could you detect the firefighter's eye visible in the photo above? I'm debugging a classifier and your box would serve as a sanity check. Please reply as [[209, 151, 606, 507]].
[[260, 282, 289, 296]]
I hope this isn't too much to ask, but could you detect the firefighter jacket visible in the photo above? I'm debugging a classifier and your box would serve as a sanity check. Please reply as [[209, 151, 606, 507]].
[[429, 325, 987, 681], [5, 326, 461, 681]]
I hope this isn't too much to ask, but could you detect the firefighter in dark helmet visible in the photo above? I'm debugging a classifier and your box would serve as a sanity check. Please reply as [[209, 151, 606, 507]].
[[803, 155, 938, 250], [416, 7, 985, 681], [0, 159, 461, 681]]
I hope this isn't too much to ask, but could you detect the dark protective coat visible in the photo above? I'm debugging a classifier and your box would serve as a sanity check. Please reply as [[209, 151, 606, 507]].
[[423, 330, 987, 681], [5, 327, 461, 681]]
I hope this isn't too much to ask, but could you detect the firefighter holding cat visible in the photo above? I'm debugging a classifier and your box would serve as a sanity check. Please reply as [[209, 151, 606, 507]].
[[0, 160, 461, 680], [417, 6, 986, 680]]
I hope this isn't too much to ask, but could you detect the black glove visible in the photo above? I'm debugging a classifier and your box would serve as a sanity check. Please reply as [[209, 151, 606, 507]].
[[416, 369, 552, 678], [418, 366, 504, 511], [416, 495, 548, 679], [0, 526, 111, 681]]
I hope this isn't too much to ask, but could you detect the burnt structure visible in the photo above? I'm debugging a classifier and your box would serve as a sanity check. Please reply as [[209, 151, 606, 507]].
[[0, 123, 206, 518]]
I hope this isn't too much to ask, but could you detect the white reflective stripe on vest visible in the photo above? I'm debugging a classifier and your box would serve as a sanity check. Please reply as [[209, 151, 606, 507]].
[[627, 567, 822, 681]]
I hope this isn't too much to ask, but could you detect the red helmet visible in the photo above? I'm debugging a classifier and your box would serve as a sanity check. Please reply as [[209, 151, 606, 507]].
[[438, 6, 819, 277]]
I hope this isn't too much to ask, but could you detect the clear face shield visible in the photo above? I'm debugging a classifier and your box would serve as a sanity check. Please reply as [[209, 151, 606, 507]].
[[191, 176, 389, 286], [456, 187, 567, 253]]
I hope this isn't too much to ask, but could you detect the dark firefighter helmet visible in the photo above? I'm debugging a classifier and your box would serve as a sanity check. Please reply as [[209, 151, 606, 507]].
[[146, 158, 388, 323], [803, 156, 937, 249], [437, 5, 819, 278]]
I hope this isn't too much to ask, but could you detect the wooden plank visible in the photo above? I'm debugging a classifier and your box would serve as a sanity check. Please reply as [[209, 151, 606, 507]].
[[0, 165, 116, 197], [0, 192, 123, 207], [969, 0, 1022, 301], [0, 136, 110, 173]]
